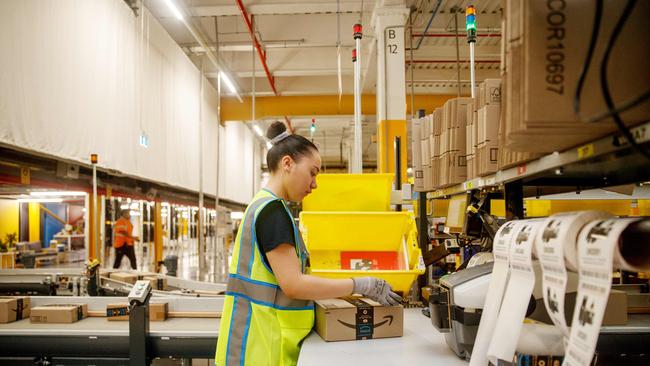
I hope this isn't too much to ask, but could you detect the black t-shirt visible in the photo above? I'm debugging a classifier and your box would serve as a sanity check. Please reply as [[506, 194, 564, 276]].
[[255, 200, 295, 269]]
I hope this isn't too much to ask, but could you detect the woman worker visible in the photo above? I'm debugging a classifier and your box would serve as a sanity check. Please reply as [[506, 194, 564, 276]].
[[216, 122, 402, 366]]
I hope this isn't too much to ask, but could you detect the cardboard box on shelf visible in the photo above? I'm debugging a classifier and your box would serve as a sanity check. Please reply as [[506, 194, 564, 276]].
[[106, 303, 129, 321], [142, 276, 168, 291], [110, 272, 137, 284], [0, 296, 31, 323], [478, 105, 501, 146], [438, 152, 448, 187], [420, 136, 430, 178], [482, 79, 502, 106], [433, 108, 443, 136], [477, 143, 499, 176], [447, 151, 467, 186], [476, 81, 485, 105], [314, 297, 403, 342], [31, 304, 88, 323], [150, 302, 168, 321], [502, 0, 650, 153], [422, 164, 432, 192], [444, 97, 473, 129], [498, 57, 542, 169]]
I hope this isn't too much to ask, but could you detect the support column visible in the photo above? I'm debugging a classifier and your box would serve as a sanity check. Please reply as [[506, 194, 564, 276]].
[[88, 194, 98, 261], [154, 201, 163, 272], [373, 4, 409, 184]]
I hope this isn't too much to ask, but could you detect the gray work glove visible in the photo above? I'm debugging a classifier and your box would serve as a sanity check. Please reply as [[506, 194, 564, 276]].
[[351, 277, 403, 306]]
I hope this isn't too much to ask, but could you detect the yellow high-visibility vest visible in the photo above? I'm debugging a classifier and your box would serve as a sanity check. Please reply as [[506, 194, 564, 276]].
[[215, 189, 314, 366]]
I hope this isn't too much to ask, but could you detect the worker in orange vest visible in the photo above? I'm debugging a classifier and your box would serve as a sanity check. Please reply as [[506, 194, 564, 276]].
[[112, 209, 139, 269]]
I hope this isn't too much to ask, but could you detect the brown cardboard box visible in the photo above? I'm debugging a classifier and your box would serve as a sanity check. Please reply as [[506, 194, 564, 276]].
[[524, 1, 649, 127], [422, 164, 432, 192], [478, 82, 486, 109], [477, 144, 499, 176], [502, 0, 650, 153], [447, 151, 467, 186], [110, 272, 137, 284], [438, 153, 448, 187], [106, 303, 129, 321], [602, 289, 627, 326], [189, 360, 211, 366], [444, 97, 473, 129], [106, 302, 167, 321], [0, 296, 31, 323], [478, 105, 500, 146], [315, 297, 403, 342], [150, 302, 168, 321], [433, 108, 443, 136], [142, 276, 168, 291], [31, 304, 88, 323], [431, 157, 439, 189], [482, 79, 502, 106]]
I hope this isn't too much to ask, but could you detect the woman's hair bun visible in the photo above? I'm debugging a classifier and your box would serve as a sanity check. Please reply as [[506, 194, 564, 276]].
[[266, 121, 287, 140]]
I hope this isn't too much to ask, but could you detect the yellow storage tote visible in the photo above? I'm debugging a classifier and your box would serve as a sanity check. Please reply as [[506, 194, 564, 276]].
[[302, 174, 394, 212], [299, 211, 424, 294]]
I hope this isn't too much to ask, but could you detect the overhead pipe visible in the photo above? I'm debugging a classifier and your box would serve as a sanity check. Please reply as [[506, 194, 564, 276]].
[[412, 0, 442, 51], [235, 1, 279, 96]]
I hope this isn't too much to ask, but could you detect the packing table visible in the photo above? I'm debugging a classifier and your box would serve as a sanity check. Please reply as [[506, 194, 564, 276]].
[[298, 307, 468, 365]]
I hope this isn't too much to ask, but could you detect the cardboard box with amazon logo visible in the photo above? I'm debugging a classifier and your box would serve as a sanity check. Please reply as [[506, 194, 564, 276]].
[[314, 297, 403, 342]]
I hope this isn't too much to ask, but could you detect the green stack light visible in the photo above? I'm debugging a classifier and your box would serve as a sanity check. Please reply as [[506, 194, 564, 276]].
[[465, 6, 477, 43]]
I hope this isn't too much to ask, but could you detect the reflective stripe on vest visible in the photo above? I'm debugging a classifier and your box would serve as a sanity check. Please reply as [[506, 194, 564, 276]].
[[226, 274, 312, 310], [216, 189, 314, 366]]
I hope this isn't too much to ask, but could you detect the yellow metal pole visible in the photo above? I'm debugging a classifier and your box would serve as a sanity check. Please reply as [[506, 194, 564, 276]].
[[88, 195, 96, 261], [154, 201, 163, 272], [377, 119, 408, 183]]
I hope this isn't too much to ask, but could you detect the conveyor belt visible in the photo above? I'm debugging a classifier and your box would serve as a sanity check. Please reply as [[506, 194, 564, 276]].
[[0, 317, 219, 359]]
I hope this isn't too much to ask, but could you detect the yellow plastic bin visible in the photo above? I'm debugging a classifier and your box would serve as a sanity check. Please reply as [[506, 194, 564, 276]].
[[299, 211, 424, 294], [302, 174, 394, 212]]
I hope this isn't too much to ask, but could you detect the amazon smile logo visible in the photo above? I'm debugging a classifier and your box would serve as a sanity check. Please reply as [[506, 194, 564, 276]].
[[336, 315, 395, 330]]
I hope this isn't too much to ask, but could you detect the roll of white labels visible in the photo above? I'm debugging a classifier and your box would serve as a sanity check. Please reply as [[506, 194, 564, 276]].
[[563, 218, 642, 366], [469, 220, 522, 366], [487, 219, 545, 365], [535, 211, 613, 338]]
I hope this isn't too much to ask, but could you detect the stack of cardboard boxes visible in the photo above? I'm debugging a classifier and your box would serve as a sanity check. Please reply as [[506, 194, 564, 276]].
[[411, 98, 472, 191], [431, 108, 443, 189], [420, 114, 433, 191], [441, 98, 472, 187], [466, 100, 478, 180], [502, 0, 649, 154], [476, 79, 502, 176]]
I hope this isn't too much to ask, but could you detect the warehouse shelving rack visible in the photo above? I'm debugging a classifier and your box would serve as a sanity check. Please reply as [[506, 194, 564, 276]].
[[421, 120, 650, 222]]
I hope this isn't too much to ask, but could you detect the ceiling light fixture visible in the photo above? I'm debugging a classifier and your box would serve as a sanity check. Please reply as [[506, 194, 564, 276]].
[[162, 0, 184, 21], [220, 71, 238, 95], [253, 125, 264, 137]]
